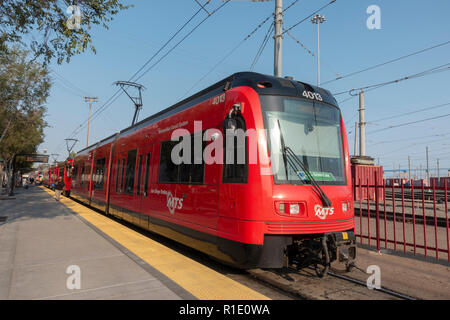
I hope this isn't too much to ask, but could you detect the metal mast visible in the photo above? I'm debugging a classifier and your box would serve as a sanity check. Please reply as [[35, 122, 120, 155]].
[[274, 0, 283, 77], [311, 14, 326, 87], [359, 90, 366, 156], [84, 97, 98, 148]]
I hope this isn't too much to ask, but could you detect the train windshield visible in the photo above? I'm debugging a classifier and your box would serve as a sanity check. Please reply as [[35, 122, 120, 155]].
[[260, 95, 346, 185]]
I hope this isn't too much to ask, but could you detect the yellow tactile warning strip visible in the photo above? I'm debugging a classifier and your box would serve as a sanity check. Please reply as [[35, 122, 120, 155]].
[[41, 187, 269, 300]]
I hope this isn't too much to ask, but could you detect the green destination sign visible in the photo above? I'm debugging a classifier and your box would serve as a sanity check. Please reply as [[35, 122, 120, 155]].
[[298, 171, 336, 182]]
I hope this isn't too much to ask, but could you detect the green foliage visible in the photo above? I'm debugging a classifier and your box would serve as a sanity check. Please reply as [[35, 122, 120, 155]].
[[0, 47, 50, 165], [0, 0, 131, 64]]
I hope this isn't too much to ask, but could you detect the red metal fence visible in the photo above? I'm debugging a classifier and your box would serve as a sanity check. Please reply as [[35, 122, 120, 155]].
[[354, 174, 450, 262]]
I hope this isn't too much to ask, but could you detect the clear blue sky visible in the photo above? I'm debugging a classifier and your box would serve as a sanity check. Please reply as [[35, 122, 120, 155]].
[[42, 0, 450, 178]]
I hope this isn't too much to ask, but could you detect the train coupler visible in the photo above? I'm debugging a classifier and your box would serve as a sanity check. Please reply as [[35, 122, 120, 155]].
[[333, 231, 357, 272]]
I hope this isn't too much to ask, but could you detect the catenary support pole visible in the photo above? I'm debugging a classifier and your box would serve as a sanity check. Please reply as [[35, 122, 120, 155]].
[[84, 97, 98, 148], [359, 90, 366, 156], [274, 0, 283, 77]]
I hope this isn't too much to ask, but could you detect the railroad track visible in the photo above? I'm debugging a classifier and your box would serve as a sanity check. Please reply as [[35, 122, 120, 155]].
[[326, 270, 417, 300], [247, 266, 418, 300], [353, 207, 448, 227], [384, 190, 449, 203]]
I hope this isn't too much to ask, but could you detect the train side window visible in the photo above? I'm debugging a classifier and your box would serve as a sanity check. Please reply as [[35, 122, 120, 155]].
[[125, 149, 137, 194], [158, 141, 179, 183], [159, 136, 205, 184], [223, 116, 248, 184], [72, 165, 78, 180], [179, 134, 205, 184], [136, 155, 143, 196], [94, 158, 106, 190], [144, 153, 151, 196]]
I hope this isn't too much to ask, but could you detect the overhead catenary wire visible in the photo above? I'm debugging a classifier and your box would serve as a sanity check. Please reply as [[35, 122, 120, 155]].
[[367, 112, 450, 135], [371, 102, 450, 123], [334, 62, 450, 97], [181, 13, 274, 98], [321, 40, 450, 86], [127, 7, 204, 82], [285, 30, 341, 80], [370, 131, 450, 146], [53, 81, 84, 98], [282, 0, 336, 35], [52, 2, 230, 154], [377, 139, 450, 160], [74, 5, 210, 137], [133, 0, 232, 83], [250, 22, 274, 71], [80, 0, 231, 131], [378, 139, 450, 160], [183, 0, 301, 98], [72, 6, 211, 135], [285, 30, 315, 57], [51, 69, 90, 97]]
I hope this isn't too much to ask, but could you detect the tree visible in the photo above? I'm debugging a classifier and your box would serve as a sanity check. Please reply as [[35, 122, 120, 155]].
[[0, 0, 131, 64], [0, 47, 50, 194]]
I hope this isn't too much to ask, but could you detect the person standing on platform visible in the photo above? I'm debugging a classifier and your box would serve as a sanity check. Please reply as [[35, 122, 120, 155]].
[[55, 177, 65, 201]]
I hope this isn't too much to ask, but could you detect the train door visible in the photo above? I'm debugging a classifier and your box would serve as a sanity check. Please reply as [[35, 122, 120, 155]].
[[115, 152, 128, 218], [136, 145, 154, 229], [218, 110, 249, 235]]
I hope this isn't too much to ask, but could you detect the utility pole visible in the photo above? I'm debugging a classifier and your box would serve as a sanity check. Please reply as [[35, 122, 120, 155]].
[[426, 147, 430, 184], [437, 158, 440, 181], [359, 90, 366, 156], [84, 97, 98, 148], [408, 156, 411, 181], [311, 14, 326, 87], [274, 0, 283, 77]]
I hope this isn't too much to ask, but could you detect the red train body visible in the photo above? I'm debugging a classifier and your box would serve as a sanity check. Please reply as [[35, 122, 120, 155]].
[[70, 72, 356, 270], [43, 159, 73, 195]]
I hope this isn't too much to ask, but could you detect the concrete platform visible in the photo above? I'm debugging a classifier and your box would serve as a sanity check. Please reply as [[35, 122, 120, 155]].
[[0, 186, 193, 300]]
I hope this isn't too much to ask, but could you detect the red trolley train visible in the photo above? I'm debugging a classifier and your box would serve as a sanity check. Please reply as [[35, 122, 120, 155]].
[[44, 159, 74, 196], [70, 72, 356, 273]]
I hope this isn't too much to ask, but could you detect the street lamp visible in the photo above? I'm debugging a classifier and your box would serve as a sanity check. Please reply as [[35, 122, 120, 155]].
[[311, 14, 326, 87]]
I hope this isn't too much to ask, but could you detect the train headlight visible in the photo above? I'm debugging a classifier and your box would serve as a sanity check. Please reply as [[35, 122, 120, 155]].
[[275, 202, 306, 217], [342, 201, 352, 213], [290, 204, 300, 214], [342, 202, 348, 212]]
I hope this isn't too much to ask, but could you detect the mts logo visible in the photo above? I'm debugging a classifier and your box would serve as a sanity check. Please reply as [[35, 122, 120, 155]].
[[167, 192, 183, 215], [314, 205, 335, 220]]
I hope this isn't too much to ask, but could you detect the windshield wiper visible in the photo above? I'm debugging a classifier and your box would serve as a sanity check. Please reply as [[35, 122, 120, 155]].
[[276, 120, 333, 208], [277, 120, 290, 180]]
